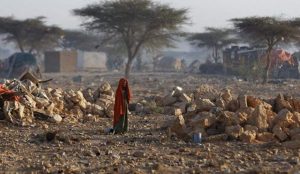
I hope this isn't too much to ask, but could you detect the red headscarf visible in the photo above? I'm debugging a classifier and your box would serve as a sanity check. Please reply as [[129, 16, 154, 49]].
[[113, 78, 131, 126]]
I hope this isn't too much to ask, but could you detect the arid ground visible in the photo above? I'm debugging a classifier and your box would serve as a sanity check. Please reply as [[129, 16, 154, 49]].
[[1, 72, 300, 173]]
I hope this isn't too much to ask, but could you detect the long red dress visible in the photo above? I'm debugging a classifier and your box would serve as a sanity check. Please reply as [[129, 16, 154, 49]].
[[113, 78, 131, 133]]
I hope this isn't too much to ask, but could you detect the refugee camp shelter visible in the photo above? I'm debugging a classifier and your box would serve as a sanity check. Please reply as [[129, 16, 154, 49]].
[[223, 46, 299, 78], [44, 50, 77, 73], [156, 56, 183, 72], [77, 51, 107, 72]]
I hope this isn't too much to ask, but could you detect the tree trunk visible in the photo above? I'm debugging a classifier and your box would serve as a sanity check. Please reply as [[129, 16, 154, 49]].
[[125, 58, 133, 79], [263, 49, 272, 83], [17, 40, 25, 53], [215, 47, 219, 63]]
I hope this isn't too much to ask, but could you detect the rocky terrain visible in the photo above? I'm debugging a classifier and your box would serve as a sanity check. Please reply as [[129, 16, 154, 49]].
[[1, 72, 300, 173]]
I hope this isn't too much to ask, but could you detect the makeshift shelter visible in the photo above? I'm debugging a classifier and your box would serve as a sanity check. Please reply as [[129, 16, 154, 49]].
[[77, 51, 107, 72], [223, 46, 299, 78], [44, 51, 77, 73], [0, 53, 41, 78], [156, 56, 183, 72]]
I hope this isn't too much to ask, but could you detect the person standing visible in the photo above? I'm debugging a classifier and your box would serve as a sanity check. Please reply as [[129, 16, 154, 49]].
[[113, 78, 131, 134]]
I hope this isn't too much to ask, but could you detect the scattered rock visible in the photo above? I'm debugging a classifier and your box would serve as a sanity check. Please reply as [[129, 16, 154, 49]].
[[247, 105, 269, 131], [195, 99, 215, 111], [272, 125, 288, 141], [257, 132, 276, 142], [225, 125, 244, 139], [240, 131, 256, 143]]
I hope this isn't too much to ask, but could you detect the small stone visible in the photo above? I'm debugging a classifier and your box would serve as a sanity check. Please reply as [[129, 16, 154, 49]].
[[133, 151, 145, 158], [50, 115, 62, 123]]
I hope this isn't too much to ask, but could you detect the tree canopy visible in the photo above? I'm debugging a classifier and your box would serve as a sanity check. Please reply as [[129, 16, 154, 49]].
[[73, 0, 188, 78], [231, 16, 300, 82], [188, 27, 237, 63], [0, 16, 63, 54], [62, 30, 102, 51]]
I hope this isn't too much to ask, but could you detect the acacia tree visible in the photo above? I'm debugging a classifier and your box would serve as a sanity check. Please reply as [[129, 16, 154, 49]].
[[231, 17, 300, 83], [73, 0, 188, 78], [188, 27, 237, 63], [62, 30, 102, 51], [0, 16, 63, 54]]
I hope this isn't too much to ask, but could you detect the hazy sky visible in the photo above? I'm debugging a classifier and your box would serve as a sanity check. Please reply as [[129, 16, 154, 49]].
[[0, 0, 300, 32]]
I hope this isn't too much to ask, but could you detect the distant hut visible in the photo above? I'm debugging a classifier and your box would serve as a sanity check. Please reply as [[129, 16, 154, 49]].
[[44, 50, 108, 73], [156, 56, 182, 72], [44, 50, 77, 73], [77, 51, 107, 72]]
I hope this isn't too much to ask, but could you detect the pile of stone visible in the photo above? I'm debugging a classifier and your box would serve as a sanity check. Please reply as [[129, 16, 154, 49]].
[[1, 78, 114, 126], [155, 86, 193, 115], [165, 85, 300, 147]]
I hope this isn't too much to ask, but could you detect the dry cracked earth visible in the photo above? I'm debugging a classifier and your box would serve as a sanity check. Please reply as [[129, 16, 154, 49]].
[[1, 72, 300, 173]]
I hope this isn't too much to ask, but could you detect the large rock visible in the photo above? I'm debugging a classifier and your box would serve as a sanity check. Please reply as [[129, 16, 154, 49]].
[[272, 125, 288, 141], [187, 103, 197, 112], [238, 95, 248, 109], [215, 98, 226, 109], [155, 96, 164, 107], [292, 112, 300, 126], [273, 109, 295, 128], [257, 132, 276, 142], [288, 99, 300, 112], [221, 89, 233, 103], [247, 104, 269, 131], [170, 115, 189, 139], [236, 107, 255, 122], [172, 86, 183, 98], [247, 96, 263, 108], [195, 99, 215, 111], [244, 125, 258, 133], [240, 130, 256, 143], [3, 101, 34, 126], [163, 95, 177, 106], [194, 85, 219, 101], [91, 104, 104, 115], [99, 82, 112, 93], [275, 94, 293, 113], [82, 88, 95, 103], [217, 111, 240, 126], [225, 125, 244, 139], [289, 127, 300, 137], [173, 102, 187, 114], [236, 112, 248, 125], [179, 93, 191, 103], [174, 108, 182, 117], [227, 100, 239, 112], [189, 112, 216, 128]]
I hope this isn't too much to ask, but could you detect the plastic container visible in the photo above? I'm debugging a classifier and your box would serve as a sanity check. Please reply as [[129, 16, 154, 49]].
[[193, 132, 202, 144]]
